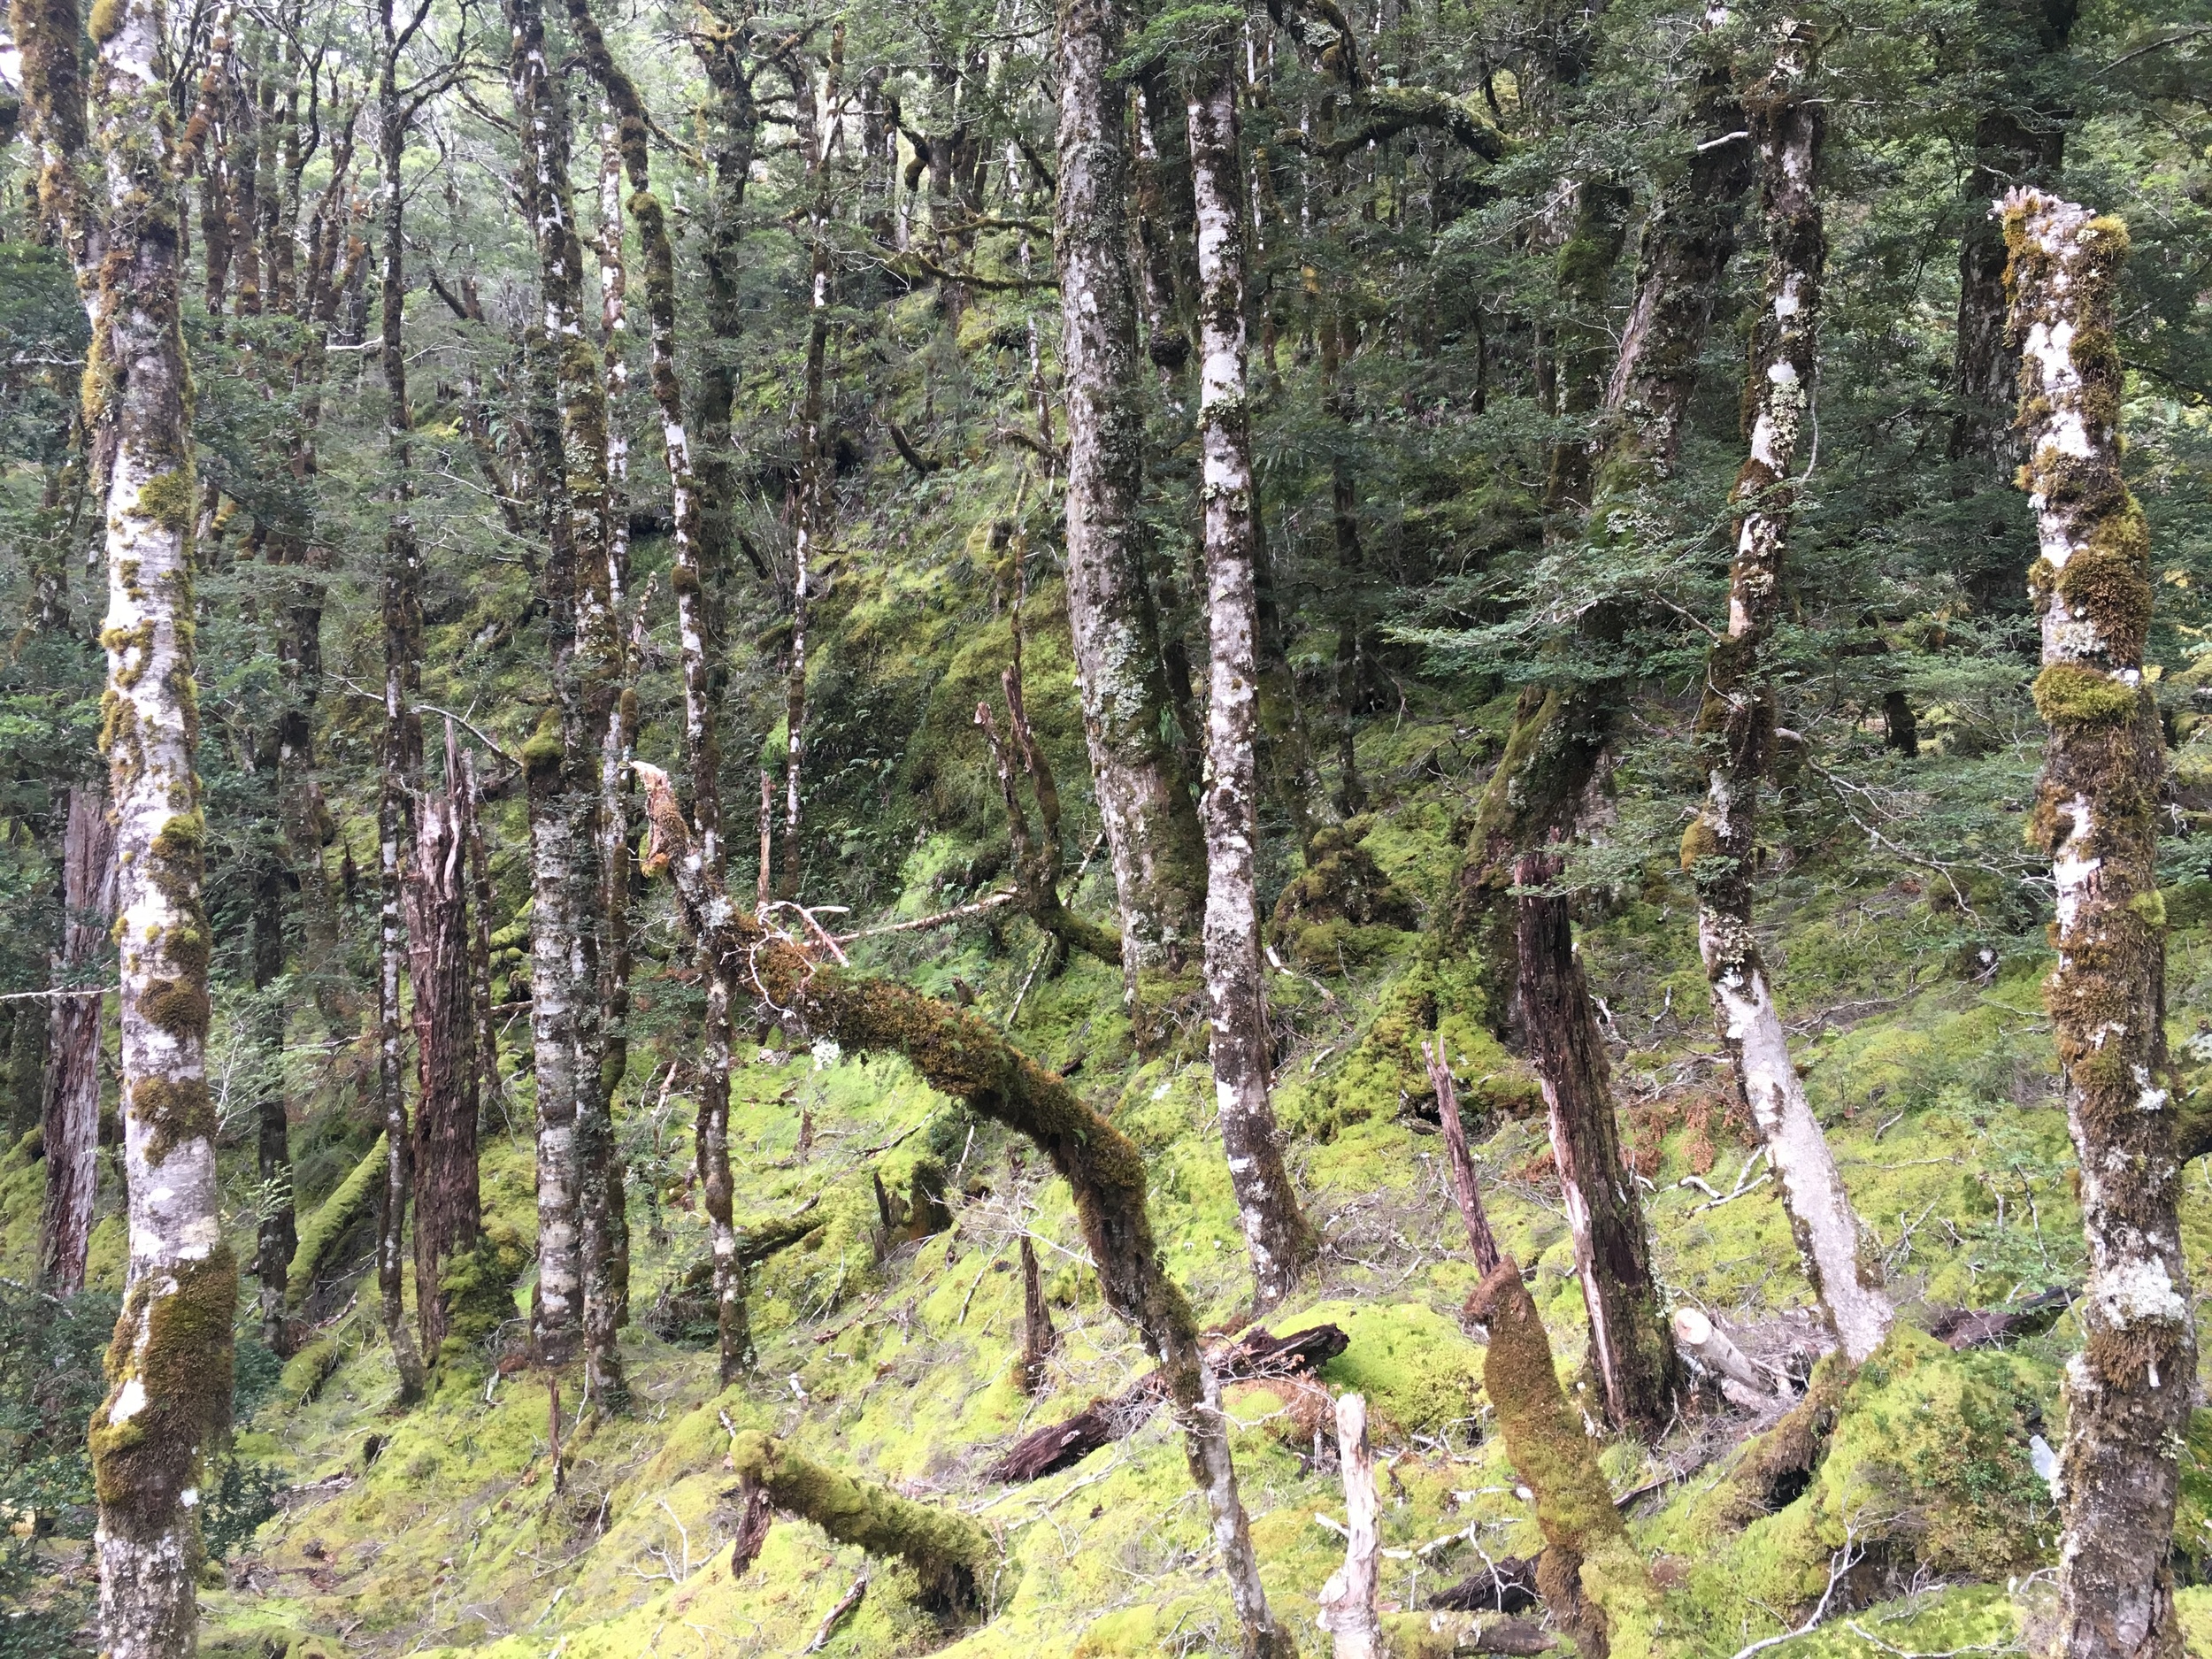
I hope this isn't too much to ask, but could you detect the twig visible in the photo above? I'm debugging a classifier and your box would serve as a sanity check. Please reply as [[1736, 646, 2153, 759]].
[[1726, 1533, 1863, 1659], [833, 889, 1017, 941], [1842, 1621, 2022, 1657], [802, 1575, 868, 1653]]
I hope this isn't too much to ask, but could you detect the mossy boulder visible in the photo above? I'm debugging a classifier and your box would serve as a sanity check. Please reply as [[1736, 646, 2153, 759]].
[[1270, 816, 1421, 972]]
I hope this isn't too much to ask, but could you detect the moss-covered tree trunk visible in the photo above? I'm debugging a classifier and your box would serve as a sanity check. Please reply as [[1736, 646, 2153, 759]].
[[67, 0, 239, 1645], [634, 764, 1293, 1659], [1054, 0, 1208, 1017], [408, 727, 482, 1359], [508, 0, 614, 1370], [39, 786, 111, 1297], [1185, 42, 1316, 1308], [1467, 1259, 1660, 1658], [2002, 189, 2196, 1659], [1685, 24, 1894, 1367]]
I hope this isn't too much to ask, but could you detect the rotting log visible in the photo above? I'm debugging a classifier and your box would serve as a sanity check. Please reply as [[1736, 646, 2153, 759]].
[[286, 1135, 388, 1311], [987, 1323, 1349, 1481]]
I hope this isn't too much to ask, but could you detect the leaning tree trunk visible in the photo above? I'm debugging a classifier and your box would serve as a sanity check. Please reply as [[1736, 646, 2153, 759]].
[[633, 765, 1294, 1659], [408, 727, 481, 1358], [39, 786, 113, 1296], [72, 0, 239, 1647], [1684, 23, 1894, 1367], [1184, 45, 1315, 1309], [2003, 189, 2196, 1659], [509, 0, 614, 1368], [1055, 0, 1209, 1020], [571, 0, 750, 1384], [372, 17, 428, 1402]]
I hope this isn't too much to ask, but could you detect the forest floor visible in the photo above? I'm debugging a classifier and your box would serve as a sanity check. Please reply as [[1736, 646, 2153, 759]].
[[12, 703, 2212, 1658]]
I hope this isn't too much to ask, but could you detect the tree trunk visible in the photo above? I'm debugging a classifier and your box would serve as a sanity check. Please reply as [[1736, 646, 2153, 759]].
[[409, 727, 481, 1359], [509, 0, 614, 1369], [634, 764, 1293, 1659], [574, 0, 749, 1385], [373, 13, 428, 1402], [1686, 25, 1895, 1367], [1466, 1259, 1661, 1659], [1186, 48, 1315, 1308], [2003, 188, 2195, 1659], [1423, 1041, 1500, 1274], [1019, 1233, 1057, 1393], [1517, 851, 1682, 1435], [460, 749, 503, 1125], [68, 0, 239, 1645], [39, 786, 113, 1297], [249, 799, 294, 1355], [582, 94, 635, 1416], [689, 0, 761, 623], [1316, 1392, 1383, 1659], [1054, 0, 1209, 1013], [1947, 0, 2080, 463]]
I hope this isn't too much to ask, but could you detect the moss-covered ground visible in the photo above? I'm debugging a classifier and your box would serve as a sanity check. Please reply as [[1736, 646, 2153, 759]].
[[13, 668, 2212, 1659]]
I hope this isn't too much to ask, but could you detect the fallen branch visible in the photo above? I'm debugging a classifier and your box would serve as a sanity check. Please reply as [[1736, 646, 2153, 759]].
[[986, 1323, 1348, 1482]]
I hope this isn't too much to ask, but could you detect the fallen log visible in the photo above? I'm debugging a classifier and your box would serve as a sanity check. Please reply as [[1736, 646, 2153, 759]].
[[1426, 1555, 1540, 1616], [1924, 1285, 2072, 1350], [987, 1323, 1348, 1482]]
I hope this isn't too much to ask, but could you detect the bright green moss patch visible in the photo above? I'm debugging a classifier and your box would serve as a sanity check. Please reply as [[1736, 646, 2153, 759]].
[[1283, 1300, 1486, 1438]]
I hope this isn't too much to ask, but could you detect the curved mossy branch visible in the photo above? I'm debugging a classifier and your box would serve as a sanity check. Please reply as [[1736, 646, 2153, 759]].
[[1264, 0, 1503, 160], [287, 1134, 388, 1311], [1465, 1258, 1662, 1658], [634, 763, 1295, 1659], [728, 1430, 1005, 1613]]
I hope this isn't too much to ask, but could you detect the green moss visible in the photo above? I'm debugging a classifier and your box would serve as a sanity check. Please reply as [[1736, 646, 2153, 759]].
[[2032, 664, 2143, 726], [87, 0, 122, 42], [133, 1073, 214, 1164], [134, 467, 197, 533], [285, 1135, 386, 1310], [726, 1429, 1008, 1614], [91, 1246, 237, 1539], [1283, 1300, 1485, 1437]]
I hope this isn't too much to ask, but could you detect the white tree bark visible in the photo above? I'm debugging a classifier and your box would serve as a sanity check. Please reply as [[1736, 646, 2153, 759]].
[[79, 0, 236, 1649], [1686, 23, 1894, 1366], [1317, 1392, 1383, 1659], [2002, 187, 2196, 1659], [1186, 47, 1311, 1307]]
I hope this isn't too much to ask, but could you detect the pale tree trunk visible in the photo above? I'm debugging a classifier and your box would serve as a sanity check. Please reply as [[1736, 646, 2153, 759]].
[[1422, 1041, 1500, 1274], [583, 97, 634, 1415], [1686, 23, 1894, 1368], [1185, 49, 1314, 1308], [509, 0, 614, 1367], [780, 39, 837, 904], [571, 0, 749, 1384], [408, 726, 480, 1358], [1316, 1392, 1382, 1659], [2003, 188, 2195, 1659], [1055, 0, 1209, 1016], [373, 12, 428, 1402], [634, 764, 1292, 1659], [40, 786, 113, 1296], [70, 0, 238, 1647]]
